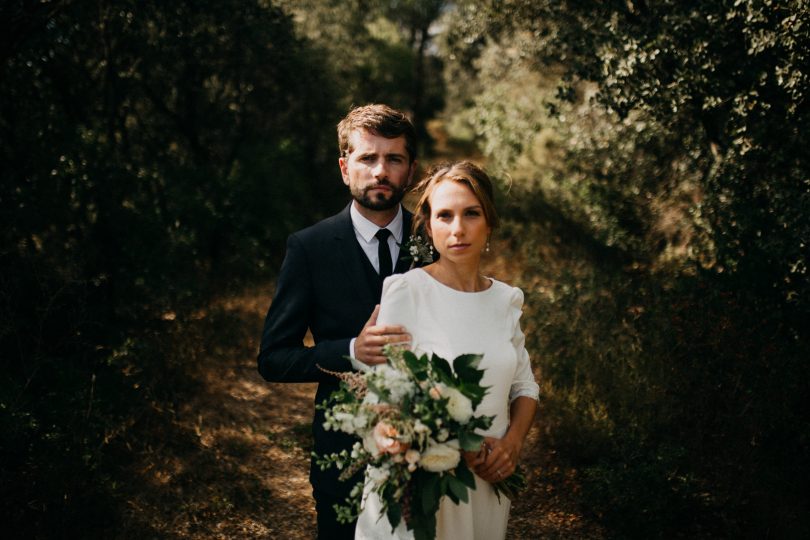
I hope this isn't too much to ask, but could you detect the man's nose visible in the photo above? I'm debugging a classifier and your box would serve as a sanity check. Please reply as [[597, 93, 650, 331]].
[[372, 160, 387, 178]]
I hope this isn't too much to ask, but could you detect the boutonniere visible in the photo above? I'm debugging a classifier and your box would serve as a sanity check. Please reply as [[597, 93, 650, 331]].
[[399, 234, 434, 267]]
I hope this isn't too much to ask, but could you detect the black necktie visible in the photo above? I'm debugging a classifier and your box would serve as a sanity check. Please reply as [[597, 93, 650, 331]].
[[375, 228, 392, 279]]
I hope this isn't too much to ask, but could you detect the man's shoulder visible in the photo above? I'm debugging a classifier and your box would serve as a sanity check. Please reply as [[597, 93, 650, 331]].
[[291, 205, 350, 244]]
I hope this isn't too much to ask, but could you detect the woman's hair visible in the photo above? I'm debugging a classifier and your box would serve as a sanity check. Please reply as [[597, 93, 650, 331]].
[[337, 104, 417, 162], [411, 161, 500, 240]]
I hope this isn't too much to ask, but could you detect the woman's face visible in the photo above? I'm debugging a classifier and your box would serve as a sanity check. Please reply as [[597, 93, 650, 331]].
[[427, 180, 491, 264]]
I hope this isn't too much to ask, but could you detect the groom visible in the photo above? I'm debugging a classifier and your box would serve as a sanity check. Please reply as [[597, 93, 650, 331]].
[[258, 104, 417, 539]]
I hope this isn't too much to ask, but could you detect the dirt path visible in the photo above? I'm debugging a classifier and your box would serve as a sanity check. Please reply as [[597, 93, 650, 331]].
[[115, 248, 603, 538], [117, 121, 604, 537]]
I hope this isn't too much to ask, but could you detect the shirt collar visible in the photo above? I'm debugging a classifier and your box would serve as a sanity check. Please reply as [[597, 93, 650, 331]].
[[350, 202, 404, 244]]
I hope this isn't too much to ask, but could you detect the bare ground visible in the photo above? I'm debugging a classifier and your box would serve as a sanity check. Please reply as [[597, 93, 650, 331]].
[[113, 245, 604, 539]]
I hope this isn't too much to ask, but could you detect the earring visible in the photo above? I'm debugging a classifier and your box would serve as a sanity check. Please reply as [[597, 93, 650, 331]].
[[485, 240, 491, 253]]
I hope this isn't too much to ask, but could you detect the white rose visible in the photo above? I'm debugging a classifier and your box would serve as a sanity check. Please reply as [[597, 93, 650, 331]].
[[443, 387, 473, 423], [420, 440, 461, 472]]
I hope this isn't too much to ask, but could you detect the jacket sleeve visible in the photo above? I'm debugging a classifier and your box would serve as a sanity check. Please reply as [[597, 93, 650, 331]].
[[257, 234, 353, 383]]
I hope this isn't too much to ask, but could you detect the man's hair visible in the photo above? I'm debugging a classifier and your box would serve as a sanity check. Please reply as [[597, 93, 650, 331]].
[[337, 104, 417, 162]]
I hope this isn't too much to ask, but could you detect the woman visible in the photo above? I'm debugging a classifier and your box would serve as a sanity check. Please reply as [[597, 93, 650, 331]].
[[355, 161, 540, 540]]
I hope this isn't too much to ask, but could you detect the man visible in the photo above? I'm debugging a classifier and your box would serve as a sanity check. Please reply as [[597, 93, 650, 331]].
[[258, 104, 417, 539]]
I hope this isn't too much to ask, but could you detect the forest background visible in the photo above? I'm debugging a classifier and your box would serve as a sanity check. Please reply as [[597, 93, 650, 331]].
[[2, 1, 808, 538]]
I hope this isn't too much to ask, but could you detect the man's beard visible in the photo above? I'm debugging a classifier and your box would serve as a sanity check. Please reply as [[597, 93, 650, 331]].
[[352, 181, 406, 211]]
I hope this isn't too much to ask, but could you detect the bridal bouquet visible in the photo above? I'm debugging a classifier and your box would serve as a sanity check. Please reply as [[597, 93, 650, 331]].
[[316, 347, 495, 540]]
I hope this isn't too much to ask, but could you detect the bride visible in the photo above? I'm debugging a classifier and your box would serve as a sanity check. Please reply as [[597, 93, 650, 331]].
[[355, 161, 540, 540]]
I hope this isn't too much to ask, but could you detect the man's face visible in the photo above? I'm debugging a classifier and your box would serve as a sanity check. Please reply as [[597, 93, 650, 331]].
[[339, 129, 416, 211]]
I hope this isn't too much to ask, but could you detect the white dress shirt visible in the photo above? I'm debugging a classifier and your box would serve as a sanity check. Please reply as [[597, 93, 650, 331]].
[[349, 202, 403, 273], [348, 202, 404, 367]]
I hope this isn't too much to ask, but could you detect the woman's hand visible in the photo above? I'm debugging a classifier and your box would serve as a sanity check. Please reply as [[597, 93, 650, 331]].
[[475, 436, 522, 484], [464, 397, 538, 484]]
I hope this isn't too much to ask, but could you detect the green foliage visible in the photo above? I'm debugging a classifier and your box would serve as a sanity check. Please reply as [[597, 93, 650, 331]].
[[0, 1, 345, 536], [282, 0, 447, 151], [523, 258, 810, 537], [443, 0, 810, 537], [450, 0, 809, 328], [2, 1, 341, 316]]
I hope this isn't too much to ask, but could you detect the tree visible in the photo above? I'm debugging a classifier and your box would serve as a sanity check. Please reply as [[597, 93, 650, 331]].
[[281, 0, 447, 152], [0, 2, 343, 535], [441, 1, 810, 536]]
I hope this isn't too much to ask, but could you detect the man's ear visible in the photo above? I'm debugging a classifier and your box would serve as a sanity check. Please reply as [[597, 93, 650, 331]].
[[339, 157, 350, 186]]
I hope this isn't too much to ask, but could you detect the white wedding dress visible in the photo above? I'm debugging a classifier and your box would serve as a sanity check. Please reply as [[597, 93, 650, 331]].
[[355, 269, 540, 540]]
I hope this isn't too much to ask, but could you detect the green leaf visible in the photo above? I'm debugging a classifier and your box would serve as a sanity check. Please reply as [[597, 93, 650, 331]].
[[445, 486, 460, 505], [418, 471, 441, 515], [459, 429, 484, 451], [386, 499, 402, 530], [411, 512, 437, 540], [430, 353, 454, 382], [447, 474, 470, 503], [453, 353, 484, 384], [472, 414, 494, 431], [454, 461, 476, 489], [403, 351, 430, 379], [461, 384, 489, 408]]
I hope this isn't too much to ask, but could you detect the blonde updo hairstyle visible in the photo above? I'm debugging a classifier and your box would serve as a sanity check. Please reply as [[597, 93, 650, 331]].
[[412, 161, 500, 245]]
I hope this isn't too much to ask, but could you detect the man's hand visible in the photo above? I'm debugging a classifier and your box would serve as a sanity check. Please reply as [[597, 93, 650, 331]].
[[354, 305, 410, 366]]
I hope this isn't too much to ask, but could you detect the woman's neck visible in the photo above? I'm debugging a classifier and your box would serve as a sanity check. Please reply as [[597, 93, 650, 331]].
[[424, 259, 488, 292]]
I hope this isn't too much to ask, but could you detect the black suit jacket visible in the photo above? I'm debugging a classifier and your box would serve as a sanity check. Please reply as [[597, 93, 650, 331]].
[[258, 203, 413, 498]]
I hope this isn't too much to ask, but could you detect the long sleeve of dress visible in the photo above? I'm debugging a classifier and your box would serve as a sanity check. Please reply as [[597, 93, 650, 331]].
[[507, 287, 540, 403]]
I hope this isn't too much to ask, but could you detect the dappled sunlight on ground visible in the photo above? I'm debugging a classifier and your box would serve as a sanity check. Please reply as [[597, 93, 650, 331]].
[[114, 251, 602, 538]]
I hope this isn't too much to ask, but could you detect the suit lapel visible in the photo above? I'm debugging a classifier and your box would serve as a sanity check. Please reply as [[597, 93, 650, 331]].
[[333, 204, 414, 304], [332, 204, 377, 306]]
